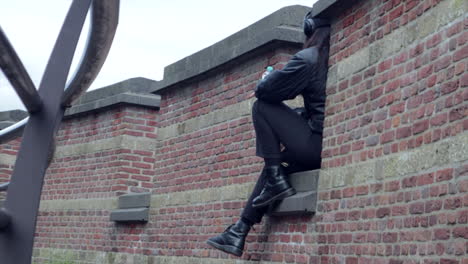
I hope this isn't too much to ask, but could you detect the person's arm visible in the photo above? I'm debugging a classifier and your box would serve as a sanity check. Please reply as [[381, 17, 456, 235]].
[[255, 50, 312, 103]]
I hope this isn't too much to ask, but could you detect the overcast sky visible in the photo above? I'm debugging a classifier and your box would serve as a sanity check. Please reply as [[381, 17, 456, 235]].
[[0, 0, 316, 112]]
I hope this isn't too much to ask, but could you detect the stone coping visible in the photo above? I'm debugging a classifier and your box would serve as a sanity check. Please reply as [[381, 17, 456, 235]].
[[151, 5, 310, 93], [0, 78, 161, 127], [0, 121, 15, 130], [0, 110, 27, 122], [64, 92, 161, 118], [72, 77, 159, 105], [311, 0, 356, 18]]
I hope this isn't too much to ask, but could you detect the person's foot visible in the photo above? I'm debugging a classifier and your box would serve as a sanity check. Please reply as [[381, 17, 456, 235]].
[[206, 219, 251, 257], [252, 165, 296, 208]]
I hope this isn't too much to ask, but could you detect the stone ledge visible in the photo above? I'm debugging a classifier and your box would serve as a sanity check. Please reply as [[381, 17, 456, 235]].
[[110, 193, 151, 223], [269, 191, 317, 216], [0, 110, 27, 122], [311, 0, 357, 18], [118, 193, 151, 209], [269, 169, 319, 216], [65, 92, 161, 118], [110, 208, 149, 222], [152, 5, 309, 93], [72, 77, 160, 106]]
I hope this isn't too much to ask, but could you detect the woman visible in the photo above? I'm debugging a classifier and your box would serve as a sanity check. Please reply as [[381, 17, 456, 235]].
[[207, 12, 331, 257]]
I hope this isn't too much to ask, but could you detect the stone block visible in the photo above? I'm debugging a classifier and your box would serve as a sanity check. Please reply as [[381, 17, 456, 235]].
[[118, 193, 151, 209], [289, 169, 319, 192], [268, 191, 317, 216], [110, 208, 149, 222], [269, 170, 320, 216]]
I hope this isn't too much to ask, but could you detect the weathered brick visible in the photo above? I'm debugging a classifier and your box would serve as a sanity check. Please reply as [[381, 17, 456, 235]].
[[409, 202, 425, 214]]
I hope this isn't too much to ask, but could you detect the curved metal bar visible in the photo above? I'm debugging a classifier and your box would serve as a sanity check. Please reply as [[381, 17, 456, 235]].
[[0, 28, 42, 113], [0, 183, 8, 192], [62, 0, 120, 106], [0, 0, 120, 142], [0, 0, 100, 261], [0, 118, 27, 144]]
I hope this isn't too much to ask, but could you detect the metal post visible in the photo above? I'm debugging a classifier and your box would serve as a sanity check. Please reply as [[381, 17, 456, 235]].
[[0, 1, 119, 262], [0, 0, 92, 263]]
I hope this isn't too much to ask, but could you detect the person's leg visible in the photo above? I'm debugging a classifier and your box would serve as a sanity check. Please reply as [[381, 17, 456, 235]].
[[207, 100, 322, 256], [207, 167, 268, 257], [253, 100, 322, 166], [250, 100, 322, 207], [240, 167, 270, 224]]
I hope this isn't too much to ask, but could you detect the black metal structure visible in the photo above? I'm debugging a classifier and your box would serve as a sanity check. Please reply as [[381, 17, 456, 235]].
[[0, 1, 119, 263]]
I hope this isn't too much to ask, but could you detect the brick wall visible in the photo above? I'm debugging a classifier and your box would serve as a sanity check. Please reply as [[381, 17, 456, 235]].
[[30, 46, 305, 263], [0, 138, 20, 201], [31, 106, 159, 256], [0, 1, 466, 263], [317, 0, 467, 263]]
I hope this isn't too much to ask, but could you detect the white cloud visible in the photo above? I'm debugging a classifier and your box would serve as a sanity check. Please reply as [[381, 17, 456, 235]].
[[0, 0, 316, 112]]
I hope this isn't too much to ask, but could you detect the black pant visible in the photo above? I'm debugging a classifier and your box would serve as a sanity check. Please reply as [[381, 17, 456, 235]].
[[241, 100, 322, 224]]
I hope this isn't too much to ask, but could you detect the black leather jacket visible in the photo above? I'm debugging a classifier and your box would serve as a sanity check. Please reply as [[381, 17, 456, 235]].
[[254, 47, 328, 134]]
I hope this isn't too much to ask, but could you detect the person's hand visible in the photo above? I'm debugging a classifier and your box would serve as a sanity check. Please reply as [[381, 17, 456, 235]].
[[248, 92, 255, 98]]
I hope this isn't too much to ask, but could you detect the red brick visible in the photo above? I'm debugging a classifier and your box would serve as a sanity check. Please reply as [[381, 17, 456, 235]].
[[453, 45, 468, 62], [377, 207, 391, 218], [371, 86, 384, 99], [434, 55, 452, 72], [426, 33, 442, 48], [444, 197, 462, 210], [413, 120, 429, 134], [385, 181, 400, 192], [410, 43, 425, 58], [446, 21, 463, 37], [430, 113, 448, 126], [409, 202, 425, 214], [356, 185, 369, 196], [382, 232, 398, 243], [396, 126, 412, 139], [389, 5, 404, 20], [436, 169, 453, 182], [381, 131, 395, 143], [405, 0, 418, 12], [393, 51, 408, 65], [461, 72, 468, 87], [440, 259, 460, 264], [425, 200, 443, 213], [378, 59, 393, 73], [416, 173, 434, 186], [449, 107, 466, 122], [346, 257, 358, 264], [407, 95, 422, 109], [418, 65, 433, 80]]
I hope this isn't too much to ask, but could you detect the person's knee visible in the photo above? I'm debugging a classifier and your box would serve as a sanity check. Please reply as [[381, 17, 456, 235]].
[[252, 99, 260, 115], [252, 99, 268, 114]]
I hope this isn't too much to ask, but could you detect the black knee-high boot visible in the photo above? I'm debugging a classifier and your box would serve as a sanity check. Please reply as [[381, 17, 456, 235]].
[[206, 219, 251, 257], [252, 165, 296, 208]]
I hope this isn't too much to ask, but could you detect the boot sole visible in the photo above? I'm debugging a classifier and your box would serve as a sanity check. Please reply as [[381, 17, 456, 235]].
[[206, 239, 243, 257], [252, 188, 296, 208]]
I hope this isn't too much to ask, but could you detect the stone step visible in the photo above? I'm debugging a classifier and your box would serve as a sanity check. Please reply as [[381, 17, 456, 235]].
[[289, 169, 319, 192], [110, 208, 149, 222], [110, 192, 150, 223], [268, 169, 319, 216]]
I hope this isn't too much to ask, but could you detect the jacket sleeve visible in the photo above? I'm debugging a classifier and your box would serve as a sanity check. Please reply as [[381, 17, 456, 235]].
[[254, 52, 310, 103]]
